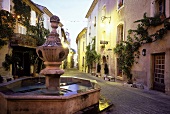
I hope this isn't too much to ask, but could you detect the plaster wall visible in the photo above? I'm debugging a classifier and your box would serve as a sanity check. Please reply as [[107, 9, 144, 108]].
[[1, 0, 10, 11], [97, 0, 118, 77], [87, 2, 98, 46], [79, 36, 86, 72], [126, 0, 170, 94]]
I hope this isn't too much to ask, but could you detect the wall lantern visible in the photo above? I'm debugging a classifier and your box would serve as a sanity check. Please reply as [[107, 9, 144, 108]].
[[101, 16, 111, 23], [142, 49, 146, 56], [107, 55, 109, 59]]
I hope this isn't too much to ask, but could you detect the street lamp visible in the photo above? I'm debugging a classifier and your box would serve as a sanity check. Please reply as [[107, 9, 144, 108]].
[[142, 49, 146, 56]]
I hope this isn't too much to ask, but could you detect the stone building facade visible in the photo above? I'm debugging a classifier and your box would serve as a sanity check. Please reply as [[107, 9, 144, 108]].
[[85, 0, 170, 94]]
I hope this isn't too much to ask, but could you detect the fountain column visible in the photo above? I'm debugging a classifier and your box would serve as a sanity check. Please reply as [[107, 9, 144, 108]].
[[36, 15, 69, 94]]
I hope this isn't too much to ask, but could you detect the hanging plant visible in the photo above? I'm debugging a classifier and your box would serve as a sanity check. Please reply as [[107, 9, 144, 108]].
[[114, 13, 170, 81]]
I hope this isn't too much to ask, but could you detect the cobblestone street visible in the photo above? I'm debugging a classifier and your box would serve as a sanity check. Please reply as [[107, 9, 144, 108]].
[[63, 69, 170, 114]]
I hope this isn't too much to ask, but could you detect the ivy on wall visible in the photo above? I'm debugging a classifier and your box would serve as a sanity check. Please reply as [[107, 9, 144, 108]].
[[27, 24, 50, 46], [12, 0, 50, 46], [114, 13, 170, 81], [13, 0, 31, 27], [1, 0, 50, 70], [85, 37, 100, 73], [0, 10, 15, 48]]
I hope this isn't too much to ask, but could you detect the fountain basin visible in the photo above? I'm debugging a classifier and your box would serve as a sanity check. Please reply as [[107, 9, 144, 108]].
[[0, 77, 100, 114]]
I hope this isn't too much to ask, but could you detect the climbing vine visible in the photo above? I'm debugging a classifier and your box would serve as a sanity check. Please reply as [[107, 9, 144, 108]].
[[13, 0, 31, 27], [85, 37, 100, 73], [0, 10, 15, 48], [13, 0, 50, 46], [2, 0, 50, 70], [27, 24, 50, 46], [114, 13, 170, 80]]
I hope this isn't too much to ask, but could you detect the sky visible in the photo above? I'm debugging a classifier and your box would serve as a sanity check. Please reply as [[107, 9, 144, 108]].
[[32, 0, 93, 52]]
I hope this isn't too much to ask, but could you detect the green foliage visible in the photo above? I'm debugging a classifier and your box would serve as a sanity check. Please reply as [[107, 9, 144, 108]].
[[13, 0, 31, 27], [13, 0, 49, 46], [2, 54, 21, 71], [0, 10, 15, 48], [27, 24, 49, 46], [85, 37, 100, 72], [114, 13, 170, 80], [1, 0, 50, 71]]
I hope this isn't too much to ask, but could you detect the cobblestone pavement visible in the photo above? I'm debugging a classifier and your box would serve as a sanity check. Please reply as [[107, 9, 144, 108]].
[[63, 69, 170, 114]]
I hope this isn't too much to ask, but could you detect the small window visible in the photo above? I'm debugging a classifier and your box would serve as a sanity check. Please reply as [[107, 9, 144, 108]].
[[82, 57, 84, 67], [89, 26, 91, 36], [117, 24, 124, 44], [18, 24, 26, 34], [10, 5, 12, 11], [155, 0, 166, 16], [94, 16, 96, 27], [118, 0, 124, 9]]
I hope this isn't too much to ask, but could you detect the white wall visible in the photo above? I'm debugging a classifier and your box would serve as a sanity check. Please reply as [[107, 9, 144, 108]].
[[87, 2, 98, 48], [2, 0, 10, 11]]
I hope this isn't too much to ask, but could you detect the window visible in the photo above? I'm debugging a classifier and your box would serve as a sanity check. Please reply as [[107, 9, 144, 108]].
[[117, 24, 124, 44], [89, 26, 91, 36], [94, 16, 96, 27], [155, 0, 166, 16], [102, 56, 107, 63], [82, 57, 84, 67], [118, 0, 124, 9], [18, 24, 26, 34], [10, 5, 12, 11], [116, 24, 124, 77]]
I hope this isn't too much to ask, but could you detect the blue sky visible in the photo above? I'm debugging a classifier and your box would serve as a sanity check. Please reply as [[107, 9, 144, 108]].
[[32, 0, 93, 51]]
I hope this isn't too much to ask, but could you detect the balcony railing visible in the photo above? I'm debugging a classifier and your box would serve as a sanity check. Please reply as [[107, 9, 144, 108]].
[[10, 33, 36, 48]]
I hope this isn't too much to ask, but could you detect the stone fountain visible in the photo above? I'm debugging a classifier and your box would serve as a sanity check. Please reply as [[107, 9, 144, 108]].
[[36, 15, 69, 94], [0, 15, 101, 114]]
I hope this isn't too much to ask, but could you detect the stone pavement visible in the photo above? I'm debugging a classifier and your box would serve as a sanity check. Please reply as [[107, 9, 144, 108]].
[[63, 68, 170, 114]]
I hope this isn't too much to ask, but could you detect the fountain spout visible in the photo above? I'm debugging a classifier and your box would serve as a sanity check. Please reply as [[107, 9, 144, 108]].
[[36, 15, 69, 93]]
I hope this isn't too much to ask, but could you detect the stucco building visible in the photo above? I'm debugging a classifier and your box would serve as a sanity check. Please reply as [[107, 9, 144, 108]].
[[76, 27, 87, 72], [85, 0, 170, 94], [0, 0, 68, 81]]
